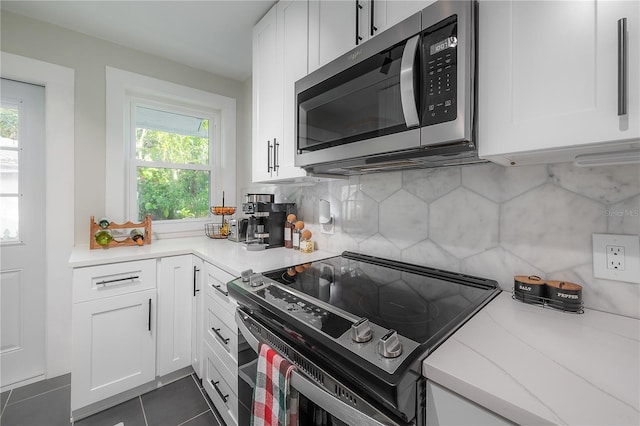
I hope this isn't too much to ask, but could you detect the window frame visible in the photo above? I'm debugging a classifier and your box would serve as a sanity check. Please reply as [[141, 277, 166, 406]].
[[106, 67, 236, 238]]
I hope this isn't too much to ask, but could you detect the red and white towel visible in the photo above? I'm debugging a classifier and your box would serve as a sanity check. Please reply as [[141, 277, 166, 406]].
[[251, 343, 299, 426]]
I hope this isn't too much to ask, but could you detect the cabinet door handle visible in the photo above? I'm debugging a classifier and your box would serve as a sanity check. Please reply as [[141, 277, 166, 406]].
[[267, 140, 273, 173], [370, 0, 377, 36], [96, 275, 139, 286], [211, 380, 229, 403], [355, 1, 363, 44], [212, 327, 230, 345], [212, 283, 229, 297], [193, 266, 200, 297], [273, 138, 279, 172], [618, 17, 628, 116], [148, 298, 152, 331]]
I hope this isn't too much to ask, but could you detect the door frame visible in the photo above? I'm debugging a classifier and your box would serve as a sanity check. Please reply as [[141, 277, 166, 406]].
[[1, 52, 74, 386]]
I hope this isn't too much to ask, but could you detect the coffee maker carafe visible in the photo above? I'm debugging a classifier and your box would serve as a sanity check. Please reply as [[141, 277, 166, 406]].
[[242, 196, 295, 249]]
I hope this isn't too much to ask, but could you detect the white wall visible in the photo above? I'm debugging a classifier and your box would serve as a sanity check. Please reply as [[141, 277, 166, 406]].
[[1, 10, 249, 244], [1, 10, 250, 376]]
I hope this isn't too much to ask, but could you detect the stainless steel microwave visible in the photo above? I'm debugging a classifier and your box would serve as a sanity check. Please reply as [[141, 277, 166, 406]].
[[295, 0, 484, 175]]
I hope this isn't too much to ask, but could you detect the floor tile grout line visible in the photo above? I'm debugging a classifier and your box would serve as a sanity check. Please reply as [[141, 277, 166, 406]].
[[1, 389, 12, 417], [176, 409, 212, 426], [4, 384, 71, 407], [192, 375, 225, 425], [139, 395, 149, 426]]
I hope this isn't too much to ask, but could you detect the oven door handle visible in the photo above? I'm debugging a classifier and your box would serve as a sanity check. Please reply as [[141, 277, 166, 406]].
[[400, 34, 420, 128], [235, 310, 397, 426]]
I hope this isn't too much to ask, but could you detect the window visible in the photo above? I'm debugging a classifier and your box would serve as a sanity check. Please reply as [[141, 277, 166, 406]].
[[106, 67, 236, 237], [0, 103, 19, 242], [130, 103, 216, 222]]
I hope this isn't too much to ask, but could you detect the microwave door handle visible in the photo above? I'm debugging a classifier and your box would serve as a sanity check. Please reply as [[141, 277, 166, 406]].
[[400, 34, 420, 128]]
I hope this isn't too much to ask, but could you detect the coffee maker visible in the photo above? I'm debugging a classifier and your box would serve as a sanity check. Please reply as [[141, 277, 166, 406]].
[[242, 196, 295, 249]]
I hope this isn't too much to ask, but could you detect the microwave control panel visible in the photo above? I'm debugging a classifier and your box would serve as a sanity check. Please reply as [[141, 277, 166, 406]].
[[422, 17, 458, 126]]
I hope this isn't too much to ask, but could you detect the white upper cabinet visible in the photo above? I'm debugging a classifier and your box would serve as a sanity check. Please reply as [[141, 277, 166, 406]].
[[252, 5, 281, 182], [308, 0, 360, 72], [478, 0, 640, 166], [252, 1, 307, 182], [277, 0, 309, 180], [309, 0, 433, 72]]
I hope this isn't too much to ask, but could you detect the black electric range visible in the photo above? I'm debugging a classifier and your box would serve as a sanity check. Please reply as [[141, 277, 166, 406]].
[[229, 251, 500, 424]]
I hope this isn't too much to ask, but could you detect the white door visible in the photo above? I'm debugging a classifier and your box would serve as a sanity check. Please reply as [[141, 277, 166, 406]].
[[0, 78, 46, 389]]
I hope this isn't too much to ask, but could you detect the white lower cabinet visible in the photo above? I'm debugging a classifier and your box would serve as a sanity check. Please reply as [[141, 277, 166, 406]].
[[191, 256, 204, 378], [71, 255, 205, 419], [203, 340, 239, 426], [202, 261, 247, 425], [156, 255, 193, 376], [426, 381, 514, 425], [71, 288, 157, 412]]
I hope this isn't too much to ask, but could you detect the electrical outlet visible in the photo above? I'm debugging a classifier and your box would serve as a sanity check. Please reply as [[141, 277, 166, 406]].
[[606, 245, 625, 270], [593, 234, 640, 283]]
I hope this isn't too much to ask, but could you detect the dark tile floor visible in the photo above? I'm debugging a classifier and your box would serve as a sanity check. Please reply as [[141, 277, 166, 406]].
[[1, 373, 223, 426]]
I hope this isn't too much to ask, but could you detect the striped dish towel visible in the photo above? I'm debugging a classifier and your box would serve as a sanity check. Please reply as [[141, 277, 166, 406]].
[[251, 342, 299, 426]]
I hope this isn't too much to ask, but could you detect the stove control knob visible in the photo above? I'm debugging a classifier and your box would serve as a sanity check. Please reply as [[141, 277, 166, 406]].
[[249, 273, 265, 288], [241, 269, 254, 282], [350, 318, 373, 343], [378, 330, 402, 358]]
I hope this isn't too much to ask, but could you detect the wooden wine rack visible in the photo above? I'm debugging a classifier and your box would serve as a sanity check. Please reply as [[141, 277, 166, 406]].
[[90, 215, 152, 249]]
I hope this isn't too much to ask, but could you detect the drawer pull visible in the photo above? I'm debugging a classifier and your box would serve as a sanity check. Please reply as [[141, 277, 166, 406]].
[[212, 327, 230, 345], [96, 275, 140, 286], [211, 380, 229, 403], [212, 283, 229, 297]]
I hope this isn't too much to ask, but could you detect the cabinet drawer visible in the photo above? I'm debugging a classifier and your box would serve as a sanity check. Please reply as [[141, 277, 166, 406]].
[[203, 341, 238, 426], [204, 262, 237, 317], [73, 259, 157, 303], [204, 296, 241, 366]]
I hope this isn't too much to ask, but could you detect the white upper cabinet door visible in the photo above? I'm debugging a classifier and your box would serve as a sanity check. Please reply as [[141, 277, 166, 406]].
[[276, 0, 309, 180], [156, 255, 193, 376], [478, 0, 640, 166], [252, 5, 281, 182], [381, 0, 435, 31], [309, 0, 361, 72]]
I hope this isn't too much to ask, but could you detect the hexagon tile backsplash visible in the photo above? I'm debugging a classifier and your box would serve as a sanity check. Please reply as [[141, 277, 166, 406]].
[[248, 162, 640, 319]]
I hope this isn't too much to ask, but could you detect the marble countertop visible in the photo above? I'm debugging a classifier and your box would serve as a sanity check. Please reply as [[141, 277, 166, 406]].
[[69, 236, 339, 276], [423, 292, 640, 425]]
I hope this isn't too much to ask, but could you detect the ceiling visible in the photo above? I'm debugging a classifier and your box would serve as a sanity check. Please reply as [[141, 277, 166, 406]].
[[0, 0, 277, 82]]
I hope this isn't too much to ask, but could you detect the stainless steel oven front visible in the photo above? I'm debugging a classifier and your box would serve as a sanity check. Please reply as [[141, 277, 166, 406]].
[[235, 309, 415, 426]]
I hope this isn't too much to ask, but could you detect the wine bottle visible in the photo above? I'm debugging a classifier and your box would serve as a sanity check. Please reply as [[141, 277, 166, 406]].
[[98, 217, 110, 229], [130, 229, 144, 246], [94, 229, 113, 246]]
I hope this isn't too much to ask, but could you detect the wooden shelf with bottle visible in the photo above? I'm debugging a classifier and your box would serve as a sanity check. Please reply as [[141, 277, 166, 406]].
[[90, 215, 152, 249]]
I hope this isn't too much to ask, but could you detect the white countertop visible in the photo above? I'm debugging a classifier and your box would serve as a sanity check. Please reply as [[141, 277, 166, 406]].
[[69, 236, 339, 276], [423, 292, 640, 425]]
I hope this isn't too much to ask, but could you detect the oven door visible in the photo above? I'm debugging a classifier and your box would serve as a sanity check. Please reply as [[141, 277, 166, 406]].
[[235, 310, 409, 426]]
